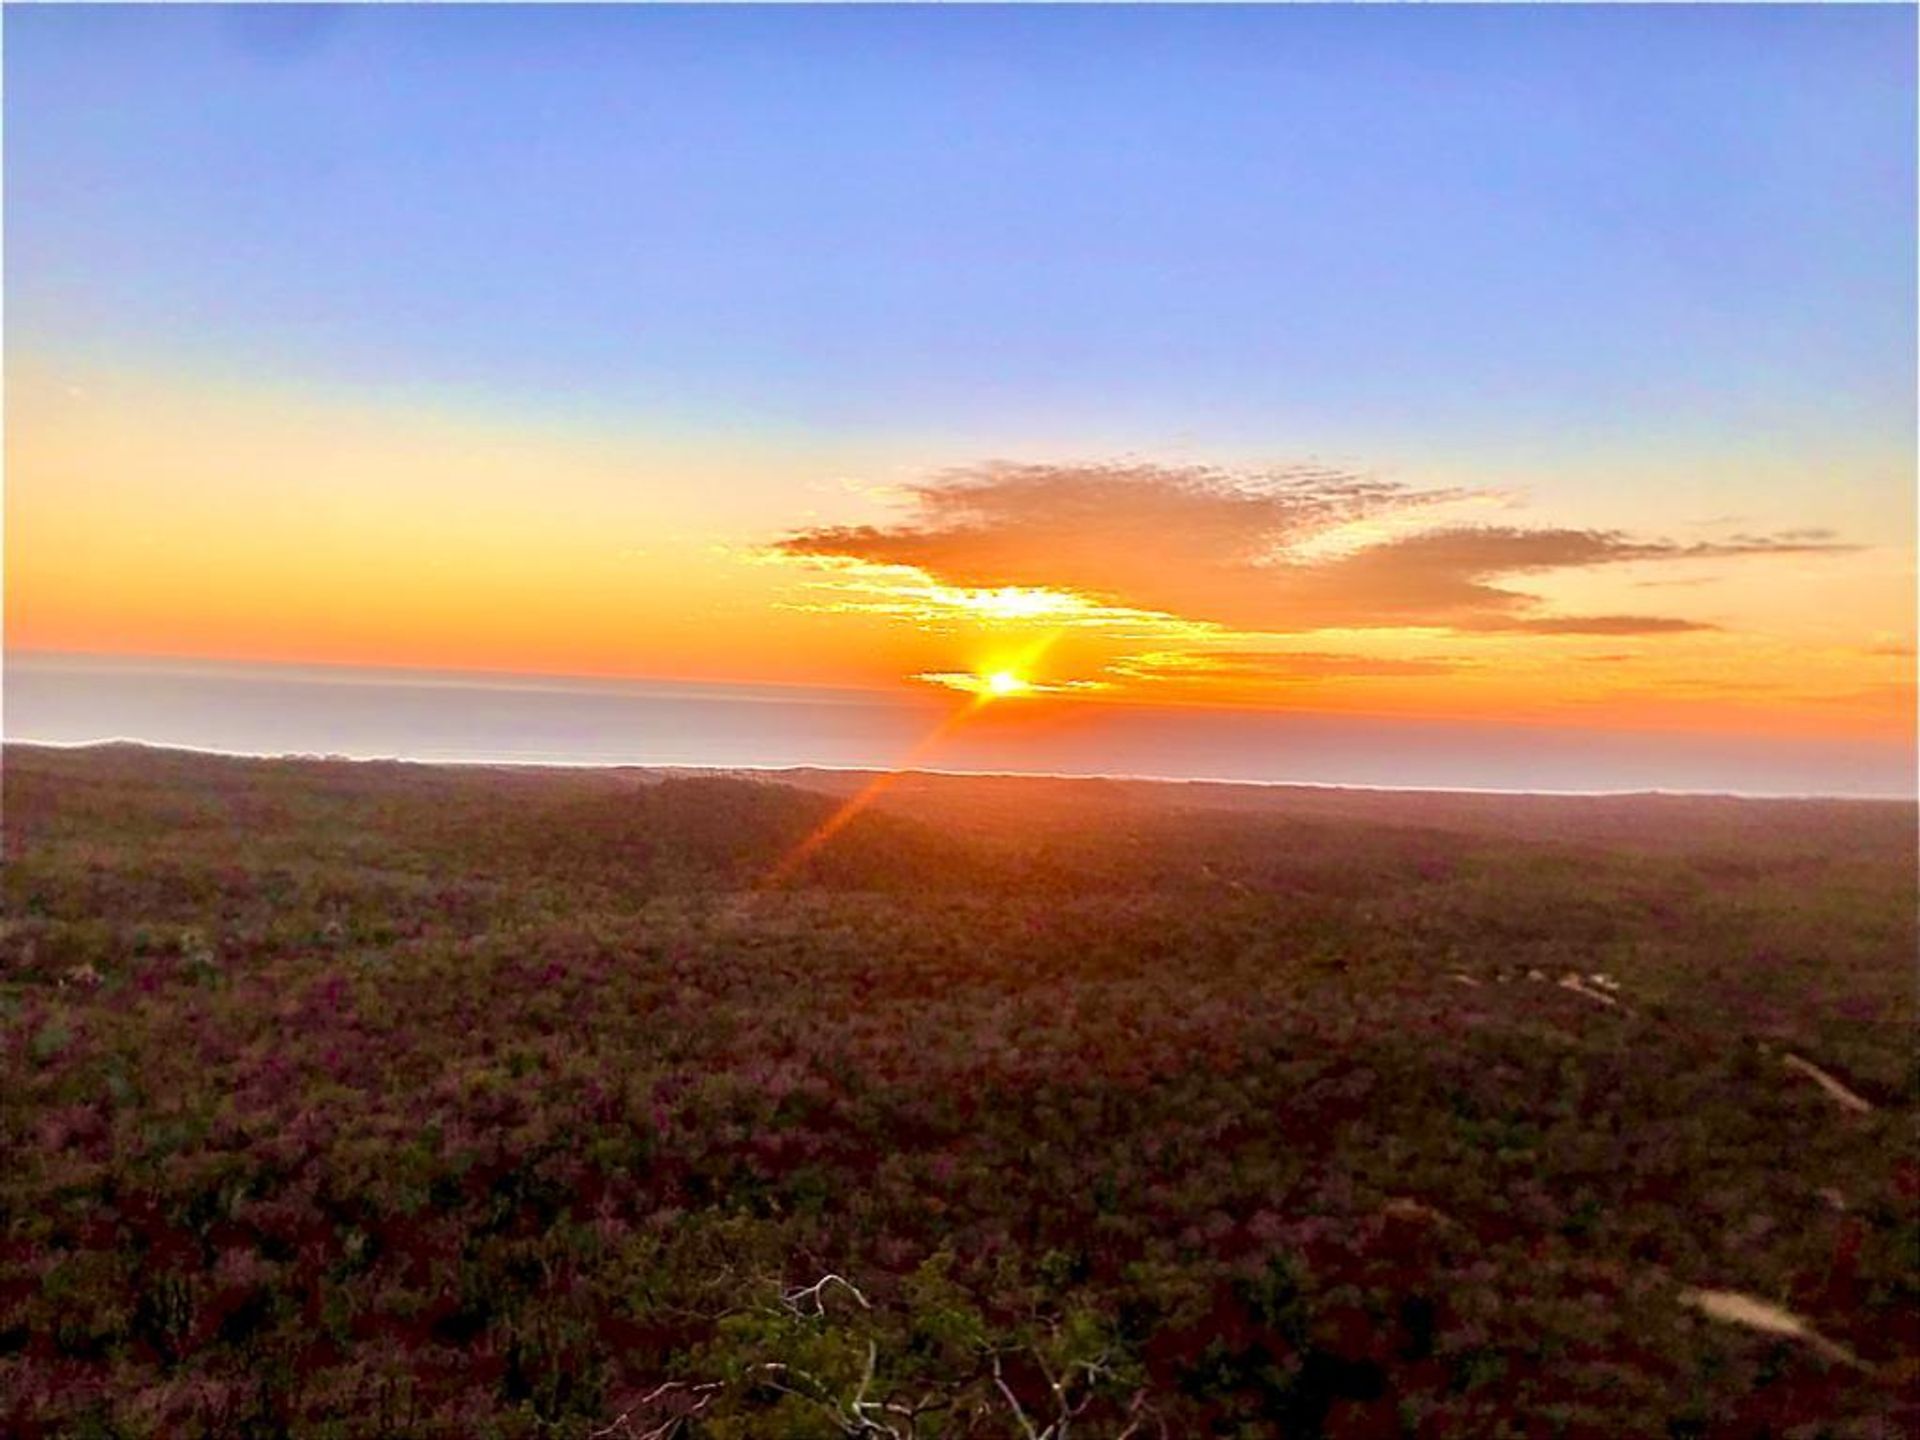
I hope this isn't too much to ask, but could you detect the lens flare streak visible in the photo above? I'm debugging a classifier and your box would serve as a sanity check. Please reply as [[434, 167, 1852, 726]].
[[763, 633, 1066, 885]]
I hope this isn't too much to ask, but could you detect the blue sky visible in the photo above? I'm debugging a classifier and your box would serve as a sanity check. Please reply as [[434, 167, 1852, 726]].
[[9, 4, 1914, 467]]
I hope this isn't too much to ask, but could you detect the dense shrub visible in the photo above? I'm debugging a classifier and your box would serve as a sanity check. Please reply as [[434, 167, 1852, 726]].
[[2, 745, 1914, 1436]]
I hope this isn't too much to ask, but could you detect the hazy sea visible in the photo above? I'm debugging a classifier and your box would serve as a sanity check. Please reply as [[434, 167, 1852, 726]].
[[4, 653, 1912, 798]]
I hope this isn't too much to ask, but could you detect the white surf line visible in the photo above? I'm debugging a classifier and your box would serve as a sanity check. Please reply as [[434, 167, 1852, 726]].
[[1781, 1054, 1874, 1115], [1679, 1288, 1867, 1370]]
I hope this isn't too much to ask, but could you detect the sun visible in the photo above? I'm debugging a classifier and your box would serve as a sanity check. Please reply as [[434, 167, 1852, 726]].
[[983, 669, 1030, 698]]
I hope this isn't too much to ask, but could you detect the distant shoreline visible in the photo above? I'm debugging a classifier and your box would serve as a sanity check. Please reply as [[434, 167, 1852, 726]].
[[7, 737, 1913, 806], [10, 652, 1912, 799]]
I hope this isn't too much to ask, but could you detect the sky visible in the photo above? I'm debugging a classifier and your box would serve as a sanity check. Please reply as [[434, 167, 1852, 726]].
[[5, 5, 1916, 792]]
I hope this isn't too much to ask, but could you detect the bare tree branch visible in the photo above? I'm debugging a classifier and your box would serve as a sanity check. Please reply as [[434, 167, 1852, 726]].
[[590, 1380, 723, 1440], [780, 1272, 874, 1317]]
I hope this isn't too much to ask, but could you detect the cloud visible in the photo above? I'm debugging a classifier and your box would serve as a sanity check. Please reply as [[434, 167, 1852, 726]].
[[1746, 527, 1838, 544], [1110, 650, 1468, 683], [772, 462, 1852, 637], [1458, 613, 1717, 636], [915, 671, 1111, 697], [1750, 679, 1917, 711], [775, 461, 1435, 606]]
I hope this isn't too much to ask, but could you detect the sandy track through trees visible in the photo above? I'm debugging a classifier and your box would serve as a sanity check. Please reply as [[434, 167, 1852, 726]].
[[1780, 1053, 1875, 1114], [1680, 1289, 1868, 1371]]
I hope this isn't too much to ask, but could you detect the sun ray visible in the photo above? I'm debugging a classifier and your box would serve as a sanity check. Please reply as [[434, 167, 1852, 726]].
[[761, 628, 1069, 885], [760, 694, 988, 887]]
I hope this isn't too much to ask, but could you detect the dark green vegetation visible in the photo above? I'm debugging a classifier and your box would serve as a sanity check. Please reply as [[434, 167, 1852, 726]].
[[3, 743, 1915, 1438]]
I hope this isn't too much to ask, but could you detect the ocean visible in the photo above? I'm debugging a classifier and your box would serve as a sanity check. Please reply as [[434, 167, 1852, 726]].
[[4, 652, 1912, 798]]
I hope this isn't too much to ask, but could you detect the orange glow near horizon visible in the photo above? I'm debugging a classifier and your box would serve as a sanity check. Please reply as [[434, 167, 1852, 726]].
[[5, 361, 1914, 750]]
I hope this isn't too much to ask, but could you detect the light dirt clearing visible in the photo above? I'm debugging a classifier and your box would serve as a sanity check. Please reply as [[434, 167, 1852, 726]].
[[1680, 1288, 1866, 1370], [1781, 1054, 1874, 1114], [1557, 973, 1630, 1012]]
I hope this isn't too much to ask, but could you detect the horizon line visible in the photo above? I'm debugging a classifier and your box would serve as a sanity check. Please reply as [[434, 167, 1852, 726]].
[[7, 737, 1913, 806], [11, 645, 1916, 748]]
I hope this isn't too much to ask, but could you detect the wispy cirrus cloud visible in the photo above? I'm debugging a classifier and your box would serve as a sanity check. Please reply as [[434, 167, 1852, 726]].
[[771, 462, 1853, 638], [1109, 650, 1470, 684], [1458, 613, 1715, 636]]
